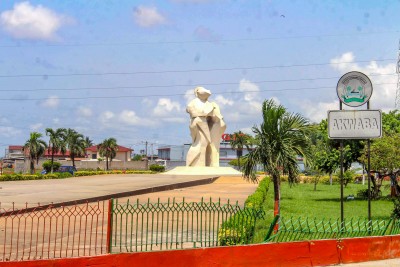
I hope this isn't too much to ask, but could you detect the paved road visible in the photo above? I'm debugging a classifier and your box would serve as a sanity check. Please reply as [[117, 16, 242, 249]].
[[339, 258, 400, 266], [0, 174, 221, 209]]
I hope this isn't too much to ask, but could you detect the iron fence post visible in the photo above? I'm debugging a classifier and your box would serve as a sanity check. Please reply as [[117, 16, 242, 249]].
[[106, 198, 113, 254]]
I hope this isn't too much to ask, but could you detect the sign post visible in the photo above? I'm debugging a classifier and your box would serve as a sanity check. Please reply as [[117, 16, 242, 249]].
[[329, 71, 380, 224]]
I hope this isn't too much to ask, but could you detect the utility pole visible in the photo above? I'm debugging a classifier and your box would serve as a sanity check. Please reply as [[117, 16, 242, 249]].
[[144, 141, 148, 170], [395, 39, 400, 108]]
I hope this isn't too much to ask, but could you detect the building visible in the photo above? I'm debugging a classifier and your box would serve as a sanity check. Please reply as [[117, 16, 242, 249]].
[[5, 145, 24, 160], [85, 145, 133, 162], [157, 141, 252, 168]]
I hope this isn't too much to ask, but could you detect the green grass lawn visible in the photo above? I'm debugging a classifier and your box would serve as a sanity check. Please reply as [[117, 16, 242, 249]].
[[252, 181, 394, 243]]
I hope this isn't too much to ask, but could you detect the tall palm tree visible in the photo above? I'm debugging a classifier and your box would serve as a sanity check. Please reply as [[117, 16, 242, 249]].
[[84, 136, 94, 148], [66, 129, 86, 167], [243, 99, 311, 217], [229, 131, 252, 170], [97, 138, 118, 170], [23, 132, 48, 174], [45, 128, 67, 173]]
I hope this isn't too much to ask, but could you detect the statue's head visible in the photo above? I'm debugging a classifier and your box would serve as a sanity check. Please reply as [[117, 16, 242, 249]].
[[194, 86, 211, 101]]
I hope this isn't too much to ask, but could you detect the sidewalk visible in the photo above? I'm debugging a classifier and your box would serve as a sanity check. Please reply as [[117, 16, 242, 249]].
[[338, 258, 400, 266], [0, 174, 222, 209]]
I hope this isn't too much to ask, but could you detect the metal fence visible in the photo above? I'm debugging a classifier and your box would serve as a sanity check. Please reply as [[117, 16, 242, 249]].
[[110, 198, 263, 253], [0, 201, 108, 261], [265, 216, 400, 242]]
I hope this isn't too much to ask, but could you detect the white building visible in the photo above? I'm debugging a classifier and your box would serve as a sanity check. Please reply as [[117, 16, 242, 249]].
[[157, 141, 252, 168]]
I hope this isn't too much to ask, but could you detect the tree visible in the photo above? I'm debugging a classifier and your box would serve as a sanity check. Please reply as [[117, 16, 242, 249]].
[[318, 119, 364, 170], [359, 134, 400, 196], [23, 132, 48, 174], [97, 138, 118, 170], [243, 99, 311, 217], [45, 128, 67, 173], [229, 131, 252, 170], [84, 136, 94, 148], [66, 129, 86, 167]]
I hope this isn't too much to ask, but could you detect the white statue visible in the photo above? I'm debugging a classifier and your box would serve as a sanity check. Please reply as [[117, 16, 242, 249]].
[[186, 87, 226, 167]]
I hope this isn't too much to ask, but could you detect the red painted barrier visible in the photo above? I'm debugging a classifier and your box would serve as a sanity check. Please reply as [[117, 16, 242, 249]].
[[3, 235, 400, 267]]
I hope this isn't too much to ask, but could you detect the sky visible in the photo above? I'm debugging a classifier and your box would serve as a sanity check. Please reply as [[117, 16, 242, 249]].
[[0, 0, 399, 156]]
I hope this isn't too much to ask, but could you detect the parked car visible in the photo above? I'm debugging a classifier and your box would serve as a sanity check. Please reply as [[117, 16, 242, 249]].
[[58, 166, 77, 175]]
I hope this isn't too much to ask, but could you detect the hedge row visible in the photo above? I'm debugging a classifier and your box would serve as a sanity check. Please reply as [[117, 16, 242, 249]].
[[218, 176, 270, 246], [74, 170, 154, 177], [0, 170, 156, 181], [0, 172, 73, 181]]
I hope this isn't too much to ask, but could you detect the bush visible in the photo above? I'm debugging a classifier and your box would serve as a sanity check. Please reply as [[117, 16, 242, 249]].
[[343, 170, 354, 186], [228, 158, 247, 167], [219, 177, 269, 246], [320, 175, 339, 185], [149, 164, 165, 172], [245, 178, 270, 209], [42, 160, 61, 173]]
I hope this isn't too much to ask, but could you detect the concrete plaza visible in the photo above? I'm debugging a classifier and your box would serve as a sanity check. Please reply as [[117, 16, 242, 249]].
[[0, 173, 233, 209]]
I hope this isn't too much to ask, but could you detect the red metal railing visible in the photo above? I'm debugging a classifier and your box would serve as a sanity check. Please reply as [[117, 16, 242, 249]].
[[0, 201, 109, 261]]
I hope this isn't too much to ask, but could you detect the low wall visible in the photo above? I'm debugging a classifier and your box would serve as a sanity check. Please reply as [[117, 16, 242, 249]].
[[4, 235, 400, 267]]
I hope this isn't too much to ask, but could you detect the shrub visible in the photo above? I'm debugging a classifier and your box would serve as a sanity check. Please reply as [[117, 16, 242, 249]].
[[320, 175, 339, 185], [343, 170, 355, 186], [228, 158, 247, 167], [219, 177, 269, 246], [42, 160, 61, 173], [149, 164, 165, 172], [245, 178, 270, 209]]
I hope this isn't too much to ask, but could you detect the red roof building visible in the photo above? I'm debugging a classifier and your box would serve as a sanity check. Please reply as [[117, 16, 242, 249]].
[[85, 145, 133, 162]]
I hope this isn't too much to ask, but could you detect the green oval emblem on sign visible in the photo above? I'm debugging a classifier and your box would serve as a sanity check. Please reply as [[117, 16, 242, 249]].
[[336, 71, 373, 107]]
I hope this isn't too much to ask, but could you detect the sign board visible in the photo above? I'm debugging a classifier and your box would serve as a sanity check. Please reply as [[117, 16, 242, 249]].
[[328, 110, 382, 139], [336, 71, 373, 107]]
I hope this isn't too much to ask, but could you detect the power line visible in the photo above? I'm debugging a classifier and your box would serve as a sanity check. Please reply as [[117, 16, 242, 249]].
[[0, 30, 399, 48], [0, 59, 395, 78], [0, 73, 396, 93], [0, 81, 396, 101]]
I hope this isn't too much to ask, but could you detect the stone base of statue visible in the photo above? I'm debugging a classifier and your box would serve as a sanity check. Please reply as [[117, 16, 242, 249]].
[[163, 166, 242, 176]]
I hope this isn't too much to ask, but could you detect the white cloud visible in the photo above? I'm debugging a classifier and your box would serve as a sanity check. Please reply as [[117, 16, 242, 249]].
[[98, 110, 157, 128], [184, 89, 195, 103], [41, 96, 59, 108], [52, 118, 60, 124], [214, 95, 234, 106], [133, 6, 167, 28], [0, 126, 22, 137], [0, 1, 72, 40], [213, 79, 264, 124], [239, 79, 260, 101], [162, 117, 186, 123], [141, 98, 153, 107], [119, 110, 140, 125], [299, 100, 338, 123], [30, 123, 43, 131], [98, 111, 115, 126], [153, 98, 181, 116], [330, 52, 396, 112], [77, 106, 93, 118]]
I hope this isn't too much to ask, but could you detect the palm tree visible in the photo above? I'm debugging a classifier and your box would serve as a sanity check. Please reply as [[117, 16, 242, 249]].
[[243, 99, 311, 217], [23, 132, 48, 174], [45, 128, 67, 173], [84, 136, 94, 148], [229, 131, 252, 170], [66, 129, 86, 167], [97, 138, 118, 170]]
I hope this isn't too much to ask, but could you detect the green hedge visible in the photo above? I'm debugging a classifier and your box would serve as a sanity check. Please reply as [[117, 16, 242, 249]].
[[149, 164, 165, 172], [0, 170, 155, 181], [0, 172, 73, 181], [218, 177, 270, 246], [245, 178, 271, 209]]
